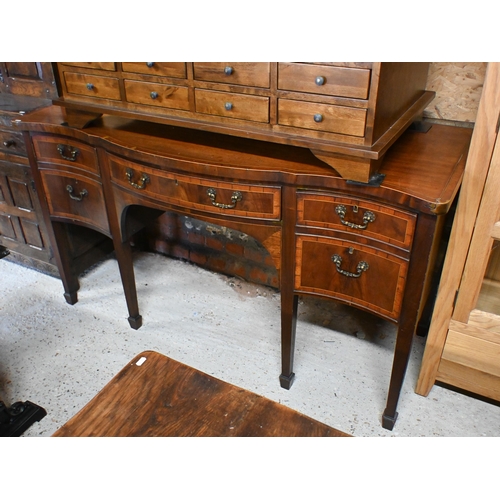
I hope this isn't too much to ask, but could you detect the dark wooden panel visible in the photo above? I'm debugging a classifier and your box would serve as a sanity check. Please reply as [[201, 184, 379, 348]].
[[53, 351, 349, 437]]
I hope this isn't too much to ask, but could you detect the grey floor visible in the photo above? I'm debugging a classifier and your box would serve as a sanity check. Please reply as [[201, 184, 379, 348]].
[[1, 251, 499, 437]]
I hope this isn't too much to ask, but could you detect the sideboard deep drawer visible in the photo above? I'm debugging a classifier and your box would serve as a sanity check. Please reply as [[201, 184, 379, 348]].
[[121, 62, 187, 79], [62, 71, 121, 101], [107, 154, 281, 220], [278, 99, 366, 136], [195, 89, 270, 123], [295, 235, 409, 320], [32, 135, 99, 175], [40, 169, 110, 235], [124, 80, 190, 111], [278, 63, 371, 99], [193, 63, 271, 88], [296, 193, 416, 250]]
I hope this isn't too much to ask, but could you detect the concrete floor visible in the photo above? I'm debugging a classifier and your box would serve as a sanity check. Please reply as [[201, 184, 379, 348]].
[[1, 251, 499, 437]]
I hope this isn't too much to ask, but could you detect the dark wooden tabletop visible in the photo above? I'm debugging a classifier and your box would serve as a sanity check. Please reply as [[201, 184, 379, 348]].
[[53, 351, 350, 437]]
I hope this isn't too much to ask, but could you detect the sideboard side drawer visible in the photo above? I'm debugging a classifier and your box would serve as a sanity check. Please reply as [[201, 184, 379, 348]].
[[278, 63, 371, 99], [32, 135, 99, 175], [295, 235, 408, 320], [40, 170, 110, 235], [193, 63, 271, 88], [124, 80, 190, 110], [297, 193, 416, 250], [121, 62, 187, 79], [63, 71, 121, 100], [278, 99, 366, 136], [195, 89, 270, 123]]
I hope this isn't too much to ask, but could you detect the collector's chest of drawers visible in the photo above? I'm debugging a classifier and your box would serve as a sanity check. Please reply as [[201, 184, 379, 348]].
[[53, 62, 433, 183]]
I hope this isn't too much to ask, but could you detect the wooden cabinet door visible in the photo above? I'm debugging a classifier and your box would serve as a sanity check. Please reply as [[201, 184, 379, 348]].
[[0, 160, 52, 261], [0, 62, 57, 98]]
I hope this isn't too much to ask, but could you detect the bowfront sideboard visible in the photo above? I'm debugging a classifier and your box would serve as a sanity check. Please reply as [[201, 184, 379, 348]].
[[17, 102, 472, 430]]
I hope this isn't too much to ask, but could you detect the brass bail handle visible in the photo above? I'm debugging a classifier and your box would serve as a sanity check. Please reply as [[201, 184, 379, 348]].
[[331, 254, 369, 278], [335, 204, 376, 230], [207, 188, 242, 209], [125, 168, 150, 190], [66, 185, 88, 202], [57, 144, 79, 162]]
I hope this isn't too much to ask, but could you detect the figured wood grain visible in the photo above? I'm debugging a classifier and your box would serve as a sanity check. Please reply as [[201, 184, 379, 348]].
[[53, 351, 349, 437]]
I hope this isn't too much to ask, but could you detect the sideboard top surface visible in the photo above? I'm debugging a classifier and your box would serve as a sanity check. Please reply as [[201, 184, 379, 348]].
[[17, 105, 472, 214]]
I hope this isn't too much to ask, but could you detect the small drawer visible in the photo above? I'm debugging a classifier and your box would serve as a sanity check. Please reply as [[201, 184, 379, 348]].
[[40, 170, 109, 235], [295, 235, 408, 320], [193, 63, 270, 88], [195, 89, 269, 123], [297, 193, 416, 250], [278, 99, 366, 136], [32, 135, 99, 175], [108, 154, 281, 220], [278, 63, 371, 99], [62, 62, 116, 71], [0, 130, 27, 156], [63, 71, 121, 100], [122, 62, 187, 79], [124, 80, 190, 111]]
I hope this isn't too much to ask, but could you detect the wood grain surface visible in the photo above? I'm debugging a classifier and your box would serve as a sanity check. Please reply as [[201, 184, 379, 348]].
[[53, 351, 350, 437]]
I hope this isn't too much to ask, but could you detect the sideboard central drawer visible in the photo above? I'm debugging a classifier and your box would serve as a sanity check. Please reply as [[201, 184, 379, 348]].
[[278, 63, 371, 99], [63, 72, 121, 100], [124, 80, 190, 110], [108, 155, 281, 220], [195, 89, 269, 123]]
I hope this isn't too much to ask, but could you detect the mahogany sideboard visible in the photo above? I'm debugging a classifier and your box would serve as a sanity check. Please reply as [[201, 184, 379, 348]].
[[17, 105, 471, 430]]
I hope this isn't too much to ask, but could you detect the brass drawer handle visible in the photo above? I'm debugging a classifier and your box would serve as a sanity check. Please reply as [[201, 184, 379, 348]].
[[3, 139, 16, 148], [207, 187, 242, 209], [331, 254, 369, 278], [66, 184, 88, 202], [57, 144, 79, 162], [125, 168, 150, 189], [335, 204, 376, 229]]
